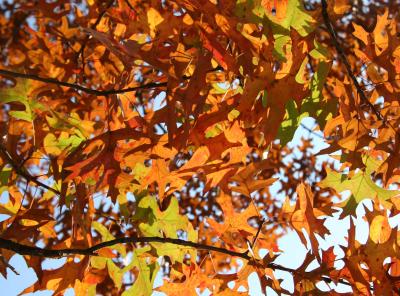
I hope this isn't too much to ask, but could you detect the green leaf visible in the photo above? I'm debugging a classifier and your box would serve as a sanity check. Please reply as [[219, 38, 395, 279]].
[[122, 247, 160, 296], [92, 221, 126, 257], [270, 0, 316, 37], [117, 193, 130, 219], [44, 132, 85, 156], [295, 56, 309, 84], [261, 90, 268, 108], [277, 62, 336, 145], [277, 100, 308, 146], [272, 33, 291, 62], [319, 155, 400, 216], [268, 0, 316, 61], [0, 167, 11, 185], [339, 195, 358, 218], [135, 196, 196, 263], [46, 111, 93, 139], [149, 223, 198, 264], [303, 61, 336, 128], [107, 259, 123, 290], [309, 40, 329, 60], [0, 167, 11, 195], [234, 0, 265, 23], [9, 110, 33, 121], [137, 196, 190, 238], [205, 123, 224, 138], [0, 78, 43, 122], [212, 82, 230, 94], [228, 109, 240, 121], [132, 163, 151, 182]]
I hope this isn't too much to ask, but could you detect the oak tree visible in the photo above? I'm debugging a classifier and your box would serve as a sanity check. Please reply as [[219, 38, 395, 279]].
[[0, 0, 400, 294]]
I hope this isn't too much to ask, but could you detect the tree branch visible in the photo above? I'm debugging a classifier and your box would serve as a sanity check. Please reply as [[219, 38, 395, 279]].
[[0, 143, 60, 195], [300, 123, 327, 140], [123, 0, 137, 12], [0, 236, 250, 259], [0, 236, 308, 277], [0, 235, 355, 289], [0, 66, 225, 97], [75, 0, 115, 75], [0, 69, 167, 96], [251, 218, 265, 247], [320, 0, 382, 121]]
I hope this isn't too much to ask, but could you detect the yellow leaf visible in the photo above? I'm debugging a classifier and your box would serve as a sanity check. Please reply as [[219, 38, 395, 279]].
[[183, 14, 193, 26], [352, 23, 369, 46], [44, 133, 62, 155], [97, 248, 117, 258], [373, 9, 389, 55], [370, 215, 391, 244], [334, 0, 351, 15], [114, 23, 126, 37], [19, 219, 39, 226], [147, 8, 163, 37], [366, 63, 387, 83], [291, 210, 309, 233], [39, 221, 57, 238]]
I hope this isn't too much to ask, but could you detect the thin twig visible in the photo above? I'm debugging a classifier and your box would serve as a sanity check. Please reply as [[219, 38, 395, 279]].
[[320, 0, 382, 121], [123, 0, 136, 12], [300, 123, 326, 139], [208, 251, 217, 274], [75, 0, 115, 74], [251, 218, 265, 247], [0, 143, 60, 195]]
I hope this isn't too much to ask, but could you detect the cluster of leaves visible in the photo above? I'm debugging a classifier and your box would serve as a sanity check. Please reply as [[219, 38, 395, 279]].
[[0, 0, 400, 294]]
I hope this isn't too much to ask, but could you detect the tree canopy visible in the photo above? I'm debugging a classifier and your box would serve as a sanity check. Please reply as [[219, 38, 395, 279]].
[[1, 0, 400, 294]]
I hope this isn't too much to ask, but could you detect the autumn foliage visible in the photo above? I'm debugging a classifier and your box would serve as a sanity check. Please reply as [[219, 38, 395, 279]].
[[1, 0, 400, 294]]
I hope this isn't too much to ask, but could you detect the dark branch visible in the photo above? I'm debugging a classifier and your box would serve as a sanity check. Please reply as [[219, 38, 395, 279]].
[[251, 218, 265, 247], [0, 235, 354, 288], [123, 0, 136, 12], [75, 0, 115, 73], [0, 143, 60, 195], [300, 123, 326, 140], [321, 0, 400, 151], [320, 0, 382, 121], [0, 236, 305, 276], [0, 69, 167, 96], [0, 236, 250, 259]]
